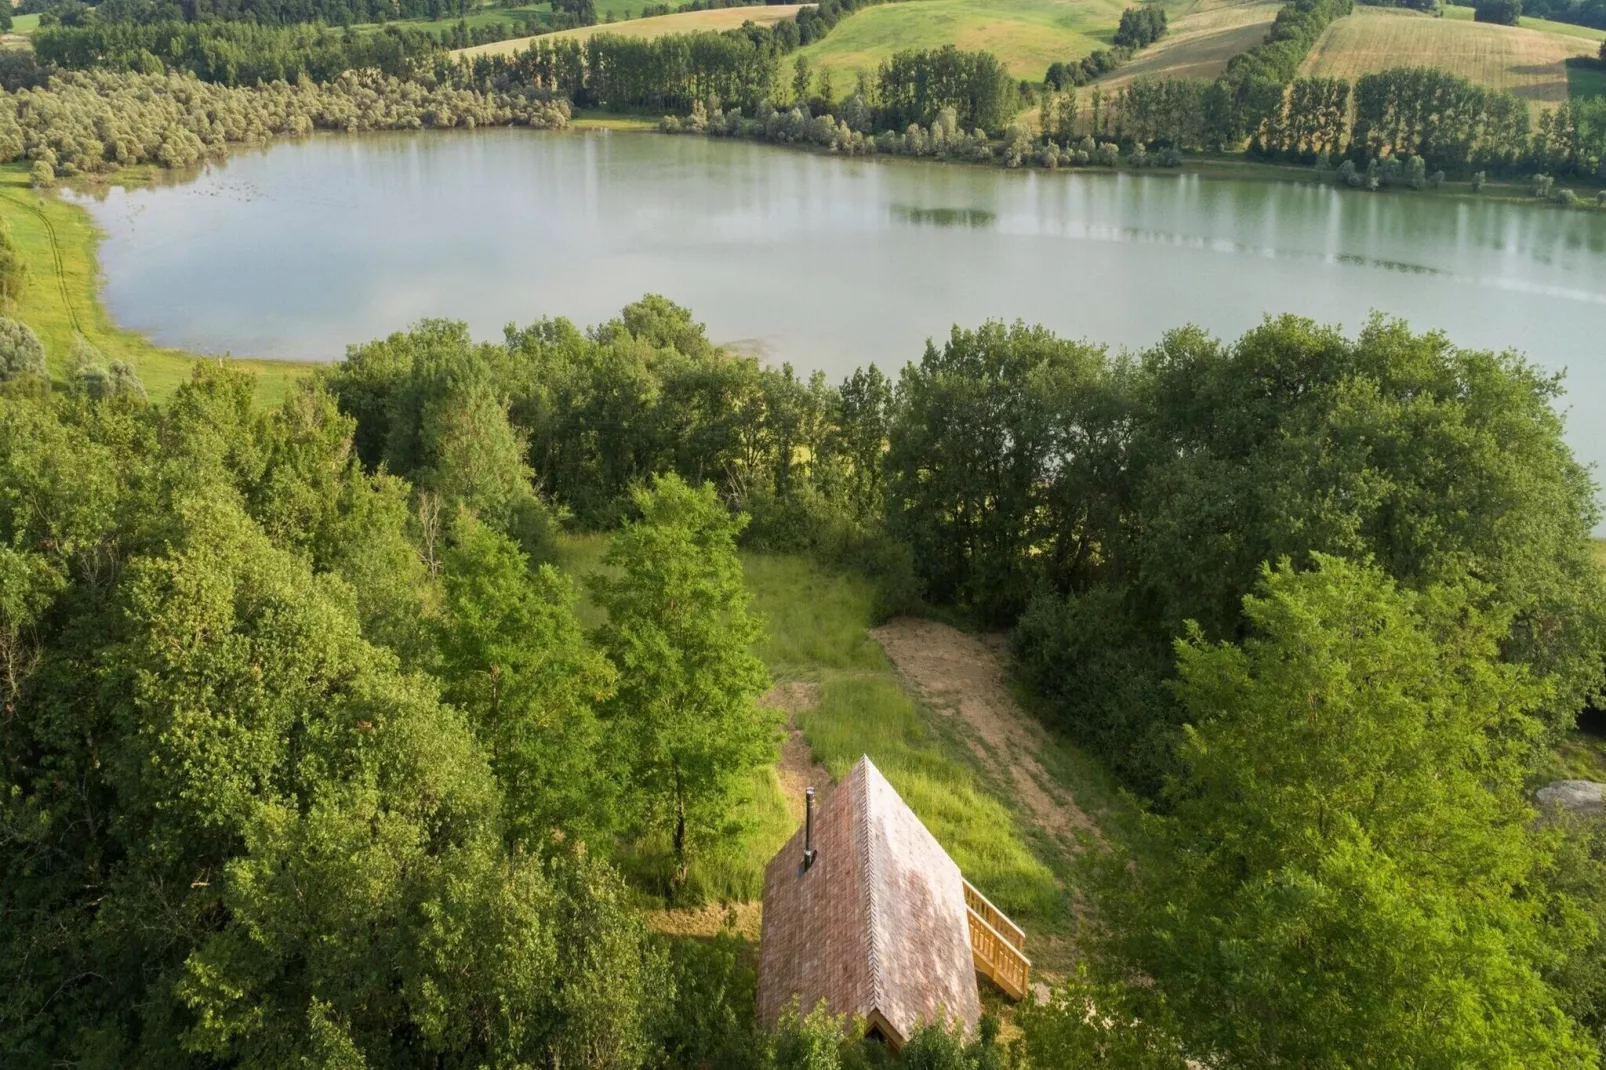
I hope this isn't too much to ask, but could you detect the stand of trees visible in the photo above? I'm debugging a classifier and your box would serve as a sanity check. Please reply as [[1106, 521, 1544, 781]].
[[4, 292, 1606, 1065], [0, 69, 569, 179], [34, 21, 445, 83]]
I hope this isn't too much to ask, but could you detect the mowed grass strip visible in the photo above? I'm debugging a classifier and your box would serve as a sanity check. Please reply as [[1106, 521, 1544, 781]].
[[0, 165, 313, 405], [455, 4, 807, 57], [796, 0, 1130, 83], [1096, 0, 1282, 88], [1300, 7, 1597, 105]]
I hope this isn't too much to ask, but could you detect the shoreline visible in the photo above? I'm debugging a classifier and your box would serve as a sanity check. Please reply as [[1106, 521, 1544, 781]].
[[10, 124, 1601, 406], [0, 164, 318, 404]]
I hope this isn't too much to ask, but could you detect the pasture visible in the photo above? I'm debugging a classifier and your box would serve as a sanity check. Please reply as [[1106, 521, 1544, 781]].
[[455, 3, 806, 57], [793, 0, 1131, 82], [1096, 0, 1282, 88], [1300, 7, 1597, 105]]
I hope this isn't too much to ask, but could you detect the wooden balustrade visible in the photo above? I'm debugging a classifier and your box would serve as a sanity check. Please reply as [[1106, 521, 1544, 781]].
[[963, 879, 1030, 1000]]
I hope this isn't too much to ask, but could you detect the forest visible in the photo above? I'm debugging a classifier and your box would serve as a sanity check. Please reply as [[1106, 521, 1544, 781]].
[[5, 293, 1606, 1067]]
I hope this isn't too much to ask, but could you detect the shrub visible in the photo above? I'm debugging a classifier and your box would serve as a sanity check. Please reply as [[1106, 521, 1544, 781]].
[[0, 316, 45, 381]]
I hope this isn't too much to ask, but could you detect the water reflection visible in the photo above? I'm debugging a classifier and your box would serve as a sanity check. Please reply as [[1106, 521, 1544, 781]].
[[892, 205, 997, 228]]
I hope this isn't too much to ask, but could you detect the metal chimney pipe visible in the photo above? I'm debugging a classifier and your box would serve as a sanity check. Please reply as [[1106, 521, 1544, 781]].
[[804, 786, 818, 871]]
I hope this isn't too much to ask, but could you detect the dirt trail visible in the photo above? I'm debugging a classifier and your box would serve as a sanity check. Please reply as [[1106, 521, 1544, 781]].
[[762, 681, 831, 821], [870, 618, 1098, 850]]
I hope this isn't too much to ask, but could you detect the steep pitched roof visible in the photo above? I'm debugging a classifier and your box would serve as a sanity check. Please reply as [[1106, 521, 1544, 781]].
[[757, 756, 981, 1048]]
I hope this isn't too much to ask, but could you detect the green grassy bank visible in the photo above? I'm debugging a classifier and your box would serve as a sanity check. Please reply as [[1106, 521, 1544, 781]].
[[0, 164, 316, 405]]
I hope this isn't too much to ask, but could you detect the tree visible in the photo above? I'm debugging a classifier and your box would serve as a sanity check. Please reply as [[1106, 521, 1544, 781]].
[[0, 316, 44, 381], [1477, 0, 1522, 22], [886, 321, 1112, 623], [589, 475, 775, 886], [436, 511, 618, 847], [1081, 556, 1594, 1067]]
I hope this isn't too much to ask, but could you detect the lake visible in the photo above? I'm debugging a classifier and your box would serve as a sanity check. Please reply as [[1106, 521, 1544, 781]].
[[69, 127, 1606, 466]]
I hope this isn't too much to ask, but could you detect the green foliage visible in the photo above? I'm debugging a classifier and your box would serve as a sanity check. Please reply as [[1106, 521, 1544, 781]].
[[0, 315, 45, 381], [436, 511, 618, 846], [1478, 0, 1524, 21], [657, 932, 766, 1070], [1016, 967, 1190, 1067], [886, 320, 1112, 624], [1016, 313, 1606, 790], [1081, 556, 1594, 1066], [590, 475, 776, 883]]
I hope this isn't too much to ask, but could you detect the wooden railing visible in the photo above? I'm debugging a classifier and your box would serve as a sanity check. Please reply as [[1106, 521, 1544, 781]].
[[963, 879, 1030, 1000]]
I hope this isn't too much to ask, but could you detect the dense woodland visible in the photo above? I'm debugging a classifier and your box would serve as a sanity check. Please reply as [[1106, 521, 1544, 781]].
[[5, 293, 1606, 1066]]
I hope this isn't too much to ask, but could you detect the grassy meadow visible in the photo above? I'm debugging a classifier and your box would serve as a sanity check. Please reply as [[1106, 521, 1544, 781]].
[[0, 165, 313, 406], [456, 4, 805, 57], [1300, 6, 1598, 106], [794, 0, 1131, 82], [553, 535, 1078, 938]]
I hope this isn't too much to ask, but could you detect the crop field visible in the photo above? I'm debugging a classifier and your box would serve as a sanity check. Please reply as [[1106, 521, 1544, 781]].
[[456, 3, 806, 57], [1300, 7, 1597, 105], [794, 0, 1132, 82], [1096, 0, 1281, 88]]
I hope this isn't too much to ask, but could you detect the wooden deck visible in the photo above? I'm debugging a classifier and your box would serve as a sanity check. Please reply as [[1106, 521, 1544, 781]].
[[964, 879, 1030, 1000]]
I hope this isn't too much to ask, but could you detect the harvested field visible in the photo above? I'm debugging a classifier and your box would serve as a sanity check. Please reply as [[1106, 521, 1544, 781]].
[[1097, 0, 1282, 89], [455, 4, 806, 58], [1300, 7, 1597, 105]]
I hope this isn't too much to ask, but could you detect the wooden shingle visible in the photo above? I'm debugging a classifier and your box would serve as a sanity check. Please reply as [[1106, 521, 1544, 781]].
[[757, 756, 982, 1048]]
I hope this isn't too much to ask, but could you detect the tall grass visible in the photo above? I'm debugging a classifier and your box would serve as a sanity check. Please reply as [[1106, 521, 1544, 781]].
[[799, 675, 1064, 922]]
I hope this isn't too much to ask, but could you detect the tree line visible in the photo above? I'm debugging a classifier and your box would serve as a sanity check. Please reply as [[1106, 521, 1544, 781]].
[[1, 69, 569, 182]]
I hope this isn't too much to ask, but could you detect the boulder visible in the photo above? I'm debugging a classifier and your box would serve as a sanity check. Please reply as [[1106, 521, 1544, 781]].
[[1535, 780, 1606, 818]]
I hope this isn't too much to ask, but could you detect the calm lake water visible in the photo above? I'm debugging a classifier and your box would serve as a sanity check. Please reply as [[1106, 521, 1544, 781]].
[[69, 126, 1606, 467]]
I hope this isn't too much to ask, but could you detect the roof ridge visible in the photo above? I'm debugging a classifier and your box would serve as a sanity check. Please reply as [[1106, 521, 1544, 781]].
[[855, 757, 886, 1016]]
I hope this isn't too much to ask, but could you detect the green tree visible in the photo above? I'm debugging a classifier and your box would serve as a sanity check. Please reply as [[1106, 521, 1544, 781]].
[[436, 511, 617, 846], [0, 316, 45, 382], [1082, 555, 1594, 1067], [590, 475, 775, 885]]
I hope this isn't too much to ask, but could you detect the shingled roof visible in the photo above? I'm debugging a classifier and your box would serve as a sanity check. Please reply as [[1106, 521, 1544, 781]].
[[757, 755, 982, 1048]]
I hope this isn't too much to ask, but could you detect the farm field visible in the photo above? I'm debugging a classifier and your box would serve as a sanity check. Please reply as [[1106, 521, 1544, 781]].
[[1096, 0, 1281, 88], [1442, 4, 1606, 41], [1300, 6, 1597, 105], [794, 0, 1130, 82], [456, 3, 805, 57]]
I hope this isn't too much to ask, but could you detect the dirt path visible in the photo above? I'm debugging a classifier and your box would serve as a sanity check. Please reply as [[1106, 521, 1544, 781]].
[[762, 681, 831, 821], [870, 618, 1098, 850]]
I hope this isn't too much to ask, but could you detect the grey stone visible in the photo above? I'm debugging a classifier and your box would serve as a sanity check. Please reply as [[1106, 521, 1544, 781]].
[[1535, 780, 1606, 817]]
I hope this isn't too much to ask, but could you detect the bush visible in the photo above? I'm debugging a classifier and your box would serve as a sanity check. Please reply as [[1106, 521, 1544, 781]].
[[0, 316, 45, 381], [1475, 0, 1520, 22]]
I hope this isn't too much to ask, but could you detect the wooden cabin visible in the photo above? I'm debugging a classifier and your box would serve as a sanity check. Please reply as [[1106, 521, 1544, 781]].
[[757, 756, 1030, 1050]]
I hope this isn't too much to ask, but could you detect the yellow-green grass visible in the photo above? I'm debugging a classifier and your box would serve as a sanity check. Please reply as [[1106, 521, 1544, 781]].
[[1443, 3, 1606, 41], [0, 165, 313, 405], [1300, 6, 1597, 107], [1095, 0, 1282, 88], [794, 0, 1129, 84], [570, 108, 661, 129], [455, 3, 806, 57]]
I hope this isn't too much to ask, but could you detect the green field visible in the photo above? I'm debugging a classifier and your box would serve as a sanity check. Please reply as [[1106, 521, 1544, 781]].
[[1443, 3, 1606, 40], [794, 0, 1131, 83], [0, 166, 312, 405]]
